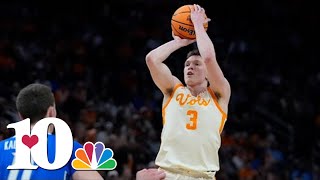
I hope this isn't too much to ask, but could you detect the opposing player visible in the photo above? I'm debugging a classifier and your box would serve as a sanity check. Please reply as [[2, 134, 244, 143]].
[[0, 83, 103, 180], [136, 168, 166, 180], [146, 4, 231, 179]]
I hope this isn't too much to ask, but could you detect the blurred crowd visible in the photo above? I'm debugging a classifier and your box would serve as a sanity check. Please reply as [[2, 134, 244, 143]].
[[0, 1, 318, 179]]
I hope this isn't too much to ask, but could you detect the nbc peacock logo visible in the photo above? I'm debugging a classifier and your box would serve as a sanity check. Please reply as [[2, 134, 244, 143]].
[[72, 141, 117, 170]]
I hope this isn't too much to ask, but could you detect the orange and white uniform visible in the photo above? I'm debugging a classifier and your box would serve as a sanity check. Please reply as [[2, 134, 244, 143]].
[[155, 84, 227, 179]]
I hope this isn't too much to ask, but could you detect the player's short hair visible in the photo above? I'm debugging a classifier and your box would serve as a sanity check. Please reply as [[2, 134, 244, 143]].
[[16, 83, 55, 123], [186, 49, 201, 59]]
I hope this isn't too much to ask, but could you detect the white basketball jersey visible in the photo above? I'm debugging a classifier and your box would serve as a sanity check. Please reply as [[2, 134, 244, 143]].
[[155, 84, 227, 172]]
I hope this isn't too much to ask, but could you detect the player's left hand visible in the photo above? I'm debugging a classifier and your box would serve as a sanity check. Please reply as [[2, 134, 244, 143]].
[[190, 4, 211, 27]]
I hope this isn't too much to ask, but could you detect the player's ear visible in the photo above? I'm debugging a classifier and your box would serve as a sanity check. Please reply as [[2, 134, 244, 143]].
[[46, 106, 57, 118]]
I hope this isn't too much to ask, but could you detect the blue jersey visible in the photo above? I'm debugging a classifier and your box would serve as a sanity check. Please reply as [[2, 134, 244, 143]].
[[0, 135, 82, 180]]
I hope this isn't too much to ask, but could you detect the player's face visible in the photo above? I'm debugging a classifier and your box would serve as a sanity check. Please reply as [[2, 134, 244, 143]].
[[184, 56, 207, 86]]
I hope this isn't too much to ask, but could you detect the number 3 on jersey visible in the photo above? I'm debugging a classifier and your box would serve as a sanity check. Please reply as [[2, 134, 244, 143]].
[[186, 110, 198, 130]]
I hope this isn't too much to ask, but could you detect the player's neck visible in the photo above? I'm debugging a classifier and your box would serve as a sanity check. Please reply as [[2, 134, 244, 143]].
[[187, 79, 208, 96], [30, 123, 54, 134], [187, 84, 207, 96]]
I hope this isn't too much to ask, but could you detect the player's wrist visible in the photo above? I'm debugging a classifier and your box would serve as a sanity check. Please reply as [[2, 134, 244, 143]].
[[171, 39, 187, 48]]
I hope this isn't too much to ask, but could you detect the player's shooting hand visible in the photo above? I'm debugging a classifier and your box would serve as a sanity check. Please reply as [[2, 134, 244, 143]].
[[172, 31, 196, 46], [136, 168, 166, 180], [190, 4, 211, 27]]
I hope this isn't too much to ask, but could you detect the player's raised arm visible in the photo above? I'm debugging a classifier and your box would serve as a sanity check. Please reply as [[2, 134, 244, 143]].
[[192, 4, 231, 103], [145, 35, 194, 96]]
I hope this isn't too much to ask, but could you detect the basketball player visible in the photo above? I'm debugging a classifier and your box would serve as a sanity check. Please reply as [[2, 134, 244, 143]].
[[145, 4, 231, 180], [0, 83, 103, 180]]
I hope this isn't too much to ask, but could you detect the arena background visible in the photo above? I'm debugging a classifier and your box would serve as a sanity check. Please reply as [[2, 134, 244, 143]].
[[0, 0, 318, 179]]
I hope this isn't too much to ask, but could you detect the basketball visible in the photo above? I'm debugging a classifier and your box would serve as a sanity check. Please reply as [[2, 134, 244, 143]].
[[171, 5, 208, 39]]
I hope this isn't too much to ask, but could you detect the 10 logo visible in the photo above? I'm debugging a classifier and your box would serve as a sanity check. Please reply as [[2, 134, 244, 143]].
[[7, 118, 117, 171]]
